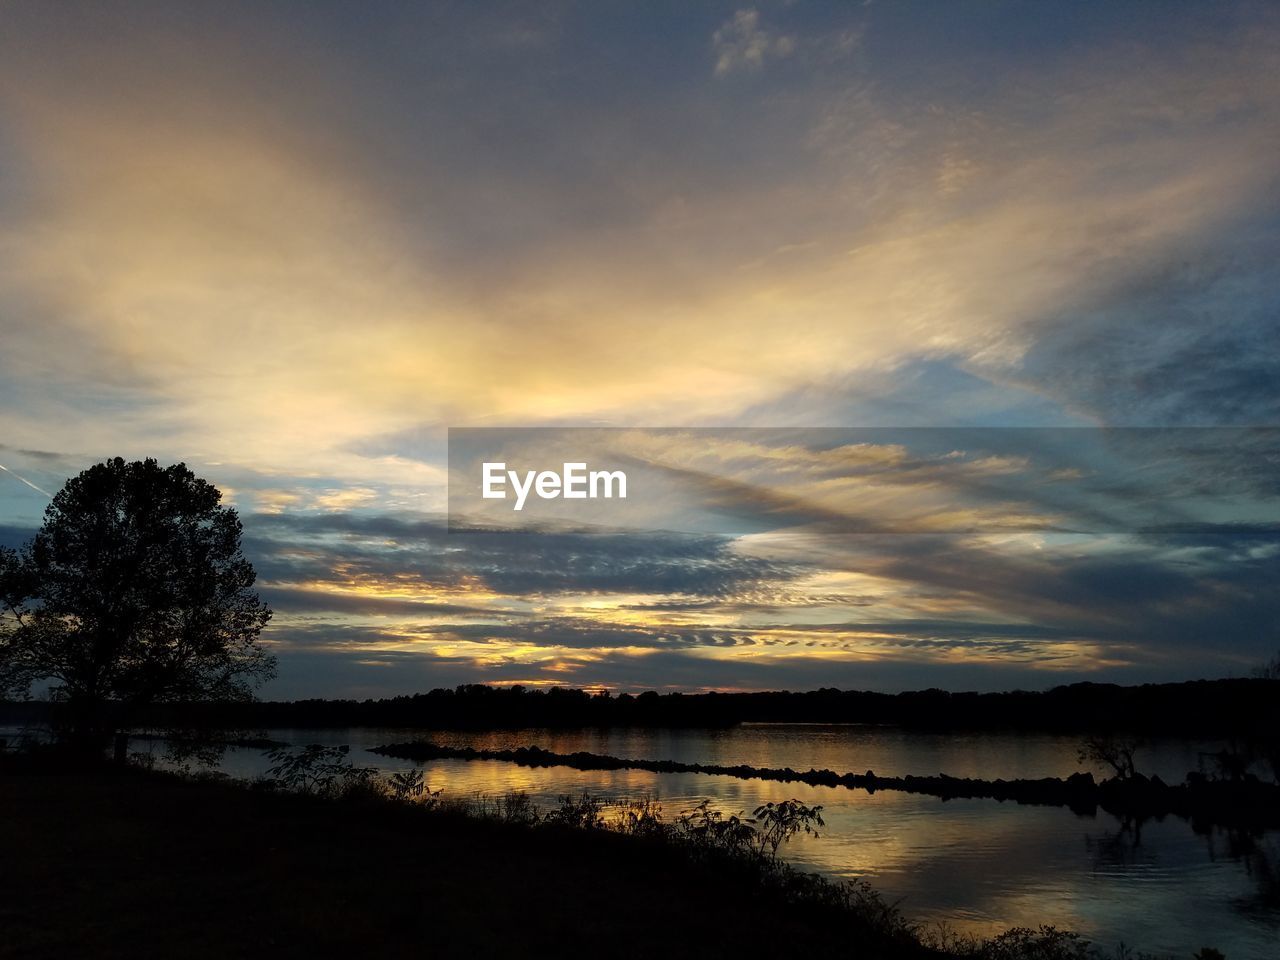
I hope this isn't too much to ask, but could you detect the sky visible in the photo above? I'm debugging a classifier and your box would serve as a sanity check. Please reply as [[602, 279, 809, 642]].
[[1, 0, 1278, 697]]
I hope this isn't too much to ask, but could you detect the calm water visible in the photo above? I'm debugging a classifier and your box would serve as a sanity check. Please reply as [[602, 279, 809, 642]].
[[12, 724, 1276, 957]]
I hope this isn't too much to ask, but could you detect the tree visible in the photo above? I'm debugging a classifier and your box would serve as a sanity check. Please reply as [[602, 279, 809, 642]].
[[1254, 650, 1280, 680], [1078, 733, 1141, 780], [0, 458, 274, 755]]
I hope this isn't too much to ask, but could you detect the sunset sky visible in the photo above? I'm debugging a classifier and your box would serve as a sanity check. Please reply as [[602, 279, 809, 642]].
[[2, 1, 1278, 696]]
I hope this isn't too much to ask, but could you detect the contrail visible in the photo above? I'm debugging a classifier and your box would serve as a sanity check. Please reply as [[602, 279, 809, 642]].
[[0, 463, 52, 498]]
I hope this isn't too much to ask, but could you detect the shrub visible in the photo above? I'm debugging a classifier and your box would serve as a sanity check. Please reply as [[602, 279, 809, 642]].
[[977, 926, 1092, 960], [544, 792, 606, 830], [613, 796, 667, 839], [264, 744, 379, 798], [752, 799, 825, 858], [388, 767, 442, 805], [498, 790, 540, 826], [674, 798, 757, 853]]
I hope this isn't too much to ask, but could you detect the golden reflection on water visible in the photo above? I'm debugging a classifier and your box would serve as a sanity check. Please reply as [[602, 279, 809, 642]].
[[207, 726, 1277, 956]]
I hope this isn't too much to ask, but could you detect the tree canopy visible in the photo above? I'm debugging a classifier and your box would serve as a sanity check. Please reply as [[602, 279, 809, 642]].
[[0, 458, 274, 752]]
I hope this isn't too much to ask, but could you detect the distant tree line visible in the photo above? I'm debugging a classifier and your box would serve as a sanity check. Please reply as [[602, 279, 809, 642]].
[[5, 677, 1275, 739]]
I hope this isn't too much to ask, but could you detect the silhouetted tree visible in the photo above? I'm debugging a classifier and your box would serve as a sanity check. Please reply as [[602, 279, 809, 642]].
[[1, 544, 38, 699], [1078, 733, 1141, 780], [0, 458, 274, 755], [1255, 649, 1280, 680]]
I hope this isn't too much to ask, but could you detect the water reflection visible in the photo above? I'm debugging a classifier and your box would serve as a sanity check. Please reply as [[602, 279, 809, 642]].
[[1206, 826, 1280, 920], [1086, 815, 1151, 871]]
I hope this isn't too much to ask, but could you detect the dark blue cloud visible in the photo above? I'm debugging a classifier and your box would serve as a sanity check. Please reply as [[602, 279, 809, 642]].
[[244, 512, 800, 598], [1016, 241, 1280, 426]]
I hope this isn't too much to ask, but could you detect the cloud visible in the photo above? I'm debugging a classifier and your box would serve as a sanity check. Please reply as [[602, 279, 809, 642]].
[[0, 444, 68, 464], [794, 531, 1280, 671], [313, 488, 381, 512], [3, 4, 1279, 693], [254, 490, 305, 515], [712, 9, 796, 76], [453, 427, 1280, 538], [3, 3, 1278, 472], [1010, 251, 1280, 425], [240, 501, 1280, 697], [257, 586, 497, 619], [244, 512, 800, 599]]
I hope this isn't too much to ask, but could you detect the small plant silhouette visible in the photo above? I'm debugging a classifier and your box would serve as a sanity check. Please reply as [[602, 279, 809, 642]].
[[389, 768, 426, 800], [978, 925, 1090, 959], [752, 799, 825, 858], [543, 792, 606, 829], [498, 790, 540, 825], [614, 797, 665, 838], [264, 744, 378, 797], [675, 799, 756, 852]]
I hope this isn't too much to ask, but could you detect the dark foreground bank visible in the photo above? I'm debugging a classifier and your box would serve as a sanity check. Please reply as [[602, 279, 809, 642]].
[[1, 755, 1222, 960], [1, 759, 931, 960]]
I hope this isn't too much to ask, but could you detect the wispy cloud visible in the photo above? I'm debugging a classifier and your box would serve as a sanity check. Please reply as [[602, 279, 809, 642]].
[[712, 9, 796, 76]]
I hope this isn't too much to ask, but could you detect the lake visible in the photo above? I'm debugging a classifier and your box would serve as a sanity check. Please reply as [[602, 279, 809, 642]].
[[13, 723, 1276, 957]]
